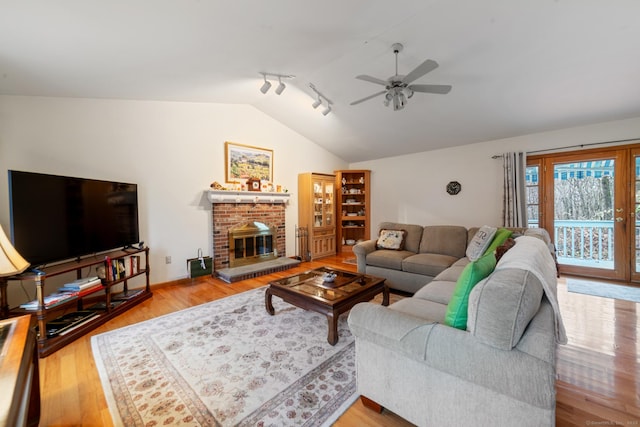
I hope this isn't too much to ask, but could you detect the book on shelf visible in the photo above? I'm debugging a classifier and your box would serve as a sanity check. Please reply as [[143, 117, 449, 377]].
[[19, 292, 78, 311], [111, 288, 144, 301], [41, 311, 100, 338], [86, 300, 124, 311], [58, 276, 102, 292], [58, 282, 105, 298], [104, 256, 140, 281]]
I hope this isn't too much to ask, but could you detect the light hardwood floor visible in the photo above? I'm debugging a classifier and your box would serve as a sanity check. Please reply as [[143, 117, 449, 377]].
[[36, 255, 639, 426]]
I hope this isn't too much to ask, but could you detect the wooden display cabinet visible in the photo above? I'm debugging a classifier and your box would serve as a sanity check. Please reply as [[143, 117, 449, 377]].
[[298, 173, 336, 260], [335, 170, 371, 253], [2, 247, 151, 358]]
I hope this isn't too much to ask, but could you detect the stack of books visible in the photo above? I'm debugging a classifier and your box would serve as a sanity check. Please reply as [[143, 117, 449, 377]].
[[104, 256, 140, 281], [19, 276, 104, 311], [58, 276, 104, 297], [19, 292, 78, 310]]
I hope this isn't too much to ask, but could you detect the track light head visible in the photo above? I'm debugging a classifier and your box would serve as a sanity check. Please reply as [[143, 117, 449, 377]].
[[275, 77, 286, 95], [311, 98, 322, 109], [322, 104, 332, 116], [260, 77, 271, 94]]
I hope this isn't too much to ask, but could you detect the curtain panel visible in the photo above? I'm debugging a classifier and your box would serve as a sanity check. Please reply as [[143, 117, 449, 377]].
[[502, 152, 527, 227]]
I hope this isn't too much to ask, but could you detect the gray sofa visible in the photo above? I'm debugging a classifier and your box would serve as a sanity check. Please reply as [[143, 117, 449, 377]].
[[347, 231, 566, 427], [353, 222, 548, 294]]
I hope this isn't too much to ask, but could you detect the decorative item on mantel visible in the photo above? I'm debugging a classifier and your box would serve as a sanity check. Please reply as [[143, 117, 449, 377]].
[[247, 177, 261, 192]]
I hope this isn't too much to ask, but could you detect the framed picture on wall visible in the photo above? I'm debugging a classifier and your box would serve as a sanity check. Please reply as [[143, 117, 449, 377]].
[[225, 141, 274, 183]]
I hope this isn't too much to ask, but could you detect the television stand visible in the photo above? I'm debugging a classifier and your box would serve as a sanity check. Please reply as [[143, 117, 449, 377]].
[[1, 247, 151, 358]]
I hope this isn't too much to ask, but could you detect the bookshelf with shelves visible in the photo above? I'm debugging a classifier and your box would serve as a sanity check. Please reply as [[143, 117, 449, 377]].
[[2, 247, 151, 358], [335, 170, 371, 254]]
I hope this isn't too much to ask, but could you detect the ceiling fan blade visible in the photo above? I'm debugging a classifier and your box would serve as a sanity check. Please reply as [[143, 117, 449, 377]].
[[402, 59, 439, 85], [409, 84, 452, 94], [355, 75, 389, 86], [350, 90, 387, 106]]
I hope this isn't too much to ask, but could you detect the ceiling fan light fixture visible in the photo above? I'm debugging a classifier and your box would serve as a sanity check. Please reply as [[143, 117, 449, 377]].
[[404, 87, 414, 99], [349, 42, 451, 110], [393, 90, 406, 111]]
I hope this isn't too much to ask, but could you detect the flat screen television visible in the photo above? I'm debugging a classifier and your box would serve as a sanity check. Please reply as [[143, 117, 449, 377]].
[[7, 170, 140, 266]]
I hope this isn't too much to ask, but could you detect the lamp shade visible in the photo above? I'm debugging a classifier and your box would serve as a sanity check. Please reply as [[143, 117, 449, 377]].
[[0, 225, 29, 277]]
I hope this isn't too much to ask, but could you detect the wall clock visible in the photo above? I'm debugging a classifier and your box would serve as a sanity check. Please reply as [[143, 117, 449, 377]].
[[446, 181, 461, 195]]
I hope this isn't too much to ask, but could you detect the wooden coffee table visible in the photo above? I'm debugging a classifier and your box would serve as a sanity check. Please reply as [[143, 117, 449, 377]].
[[265, 266, 388, 345]]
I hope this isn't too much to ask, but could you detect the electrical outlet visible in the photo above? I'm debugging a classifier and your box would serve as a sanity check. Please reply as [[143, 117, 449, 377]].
[[165, 256, 171, 264]]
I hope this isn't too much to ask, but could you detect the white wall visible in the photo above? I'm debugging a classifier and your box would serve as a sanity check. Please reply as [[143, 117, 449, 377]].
[[351, 116, 640, 231], [0, 95, 347, 293]]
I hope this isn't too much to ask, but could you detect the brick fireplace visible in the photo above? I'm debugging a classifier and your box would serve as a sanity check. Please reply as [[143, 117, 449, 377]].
[[208, 191, 291, 274]]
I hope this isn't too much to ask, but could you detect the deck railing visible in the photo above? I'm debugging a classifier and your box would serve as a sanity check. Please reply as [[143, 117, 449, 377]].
[[529, 220, 615, 267]]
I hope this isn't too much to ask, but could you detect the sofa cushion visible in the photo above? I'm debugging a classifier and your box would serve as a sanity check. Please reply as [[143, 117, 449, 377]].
[[419, 225, 468, 258], [402, 253, 459, 277], [444, 253, 497, 329], [376, 229, 406, 250], [378, 222, 424, 253], [366, 249, 415, 270], [466, 225, 497, 261], [413, 280, 457, 305], [433, 263, 467, 282], [467, 268, 544, 350], [390, 297, 448, 322]]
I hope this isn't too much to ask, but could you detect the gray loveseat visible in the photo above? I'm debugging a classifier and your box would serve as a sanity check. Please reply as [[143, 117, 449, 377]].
[[347, 231, 567, 427], [353, 222, 549, 294]]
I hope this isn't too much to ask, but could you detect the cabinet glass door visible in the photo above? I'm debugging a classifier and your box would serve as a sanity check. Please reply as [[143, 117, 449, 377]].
[[313, 180, 323, 227], [324, 181, 334, 226]]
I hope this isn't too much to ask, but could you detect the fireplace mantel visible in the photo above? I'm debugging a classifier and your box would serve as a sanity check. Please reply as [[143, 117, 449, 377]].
[[206, 190, 290, 204]]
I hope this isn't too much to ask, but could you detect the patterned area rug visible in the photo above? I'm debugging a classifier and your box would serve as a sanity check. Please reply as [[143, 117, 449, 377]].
[[91, 287, 357, 426], [567, 279, 640, 303]]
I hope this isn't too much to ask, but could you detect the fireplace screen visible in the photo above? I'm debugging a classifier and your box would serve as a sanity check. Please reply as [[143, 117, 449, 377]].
[[228, 221, 278, 267]]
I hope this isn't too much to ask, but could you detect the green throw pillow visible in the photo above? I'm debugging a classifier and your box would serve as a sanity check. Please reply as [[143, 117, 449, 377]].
[[444, 252, 497, 330], [483, 228, 513, 256]]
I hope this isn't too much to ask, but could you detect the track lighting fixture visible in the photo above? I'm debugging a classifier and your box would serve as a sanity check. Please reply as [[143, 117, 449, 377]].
[[308, 83, 333, 116], [258, 72, 294, 95]]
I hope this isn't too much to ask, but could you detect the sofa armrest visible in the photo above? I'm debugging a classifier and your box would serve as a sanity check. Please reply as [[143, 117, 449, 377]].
[[348, 303, 556, 409], [352, 239, 377, 273]]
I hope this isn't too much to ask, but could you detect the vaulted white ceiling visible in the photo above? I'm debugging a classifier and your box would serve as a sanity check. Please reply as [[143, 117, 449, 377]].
[[2, 1, 640, 162]]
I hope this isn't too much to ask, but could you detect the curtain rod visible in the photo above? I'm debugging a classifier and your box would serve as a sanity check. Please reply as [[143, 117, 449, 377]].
[[491, 137, 640, 159]]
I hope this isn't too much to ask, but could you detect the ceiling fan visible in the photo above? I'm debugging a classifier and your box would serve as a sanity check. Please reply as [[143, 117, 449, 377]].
[[350, 43, 452, 111]]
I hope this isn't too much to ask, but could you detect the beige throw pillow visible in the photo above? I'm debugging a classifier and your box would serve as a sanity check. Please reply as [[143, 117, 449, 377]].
[[466, 225, 497, 261], [376, 229, 406, 250]]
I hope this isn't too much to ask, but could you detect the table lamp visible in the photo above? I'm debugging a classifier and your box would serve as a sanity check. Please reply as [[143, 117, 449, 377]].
[[0, 225, 30, 317]]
